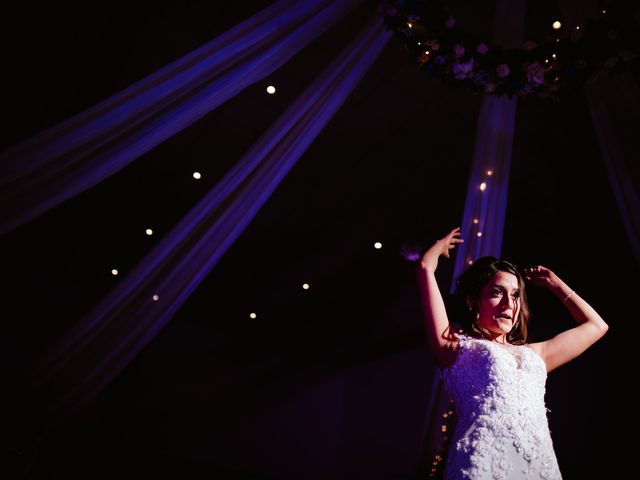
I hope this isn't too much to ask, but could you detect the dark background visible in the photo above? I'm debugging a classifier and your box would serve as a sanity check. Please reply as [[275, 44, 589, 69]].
[[2, 1, 637, 478]]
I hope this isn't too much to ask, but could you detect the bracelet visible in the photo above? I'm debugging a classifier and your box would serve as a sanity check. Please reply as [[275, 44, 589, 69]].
[[562, 290, 575, 305]]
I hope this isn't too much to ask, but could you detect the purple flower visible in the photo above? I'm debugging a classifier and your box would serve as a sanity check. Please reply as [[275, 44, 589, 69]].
[[496, 64, 510, 78], [476, 43, 488, 55], [452, 59, 475, 79], [525, 61, 546, 85], [445, 15, 456, 28], [399, 242, 422, 262], [453, 43, 465, 58]]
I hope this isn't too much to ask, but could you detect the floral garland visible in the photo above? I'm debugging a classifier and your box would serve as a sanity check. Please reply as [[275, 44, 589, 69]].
[[383, 0, 640, 100]]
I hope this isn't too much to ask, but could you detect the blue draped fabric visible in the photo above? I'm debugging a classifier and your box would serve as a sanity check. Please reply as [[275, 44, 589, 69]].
[[0, 0, 363, 235], [26, 14, 392, 428]]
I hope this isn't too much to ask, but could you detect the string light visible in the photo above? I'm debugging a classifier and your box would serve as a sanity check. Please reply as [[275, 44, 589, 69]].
[[266, 85, 276, 94], [152, 294, 159, 301], [302, 283, 310, 290], [473, 218, 479, 224], [193, 171, 201, 180], [145, 228, 153, 236], [374, 242, 382, 249], [476, 232, 482, 237], [552, 20, 562, 30], [479, 182, 487, 191], [249, 312, 257, 319], [111, 269, 119, 276], [486, 170, 493, 176]]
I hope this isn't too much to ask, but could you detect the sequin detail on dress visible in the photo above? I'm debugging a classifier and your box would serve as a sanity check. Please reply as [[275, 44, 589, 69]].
[[440, 335, 562, 480]]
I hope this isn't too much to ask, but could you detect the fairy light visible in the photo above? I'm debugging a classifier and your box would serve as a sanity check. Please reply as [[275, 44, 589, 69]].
[[486, 170, 493, 176], [374, 242, 382, 249], [111, 269, 119, 276], [193, 171, 201, 180], [266, 85, 276, 94], [479, 182, 487, 191], [152, 294, 159, 301], [473, 218, 479, 224], [249, 312, 257, 319], [552, 21, 562, 30], [145, 228, 153, 236], [302, 283, 310, 290], [476, 232, 483, 237]]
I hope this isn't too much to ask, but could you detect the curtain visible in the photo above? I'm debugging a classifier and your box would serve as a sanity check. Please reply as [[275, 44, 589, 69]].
[[25, 13, 392, 432], [0, 0, 364, 235], [584, 71, 640, 266]]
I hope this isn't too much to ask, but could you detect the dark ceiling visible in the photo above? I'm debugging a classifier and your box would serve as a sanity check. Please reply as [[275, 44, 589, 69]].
[[3, 0, 638, 478]]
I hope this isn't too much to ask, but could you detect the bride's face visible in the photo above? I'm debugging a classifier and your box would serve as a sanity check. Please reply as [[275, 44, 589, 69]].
[[476, 271, 521, 339]]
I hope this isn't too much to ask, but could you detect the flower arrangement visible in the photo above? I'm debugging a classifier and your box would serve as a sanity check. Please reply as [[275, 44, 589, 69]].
[[382, 0, 640, 100]]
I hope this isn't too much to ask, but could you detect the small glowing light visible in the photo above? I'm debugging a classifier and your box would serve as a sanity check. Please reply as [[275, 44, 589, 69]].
[[111, 269, 119, 276], [441, 425, 447, 432], [152, 294, 159, 301], [425, 50, 430, 55], [576, 26, 580, 30], [266, 85, 276, 94], [145, 228, 153, 236], [486, 170, 493, 176], [302, 283, 310, 290], [407, 22, 413, 28], [249, 312, 257, 319], [473, 218, 479, 224], [193, 171, 201, 180], [479, 182, 487, 191], [552, 21, 562, 30], [374, 242, 382, 249], [602, 9, 606, 14], [468, 260, 473, 265], [545, 59, 549, 63], [556, 38, 560, 43], [417, 41, 421, 45], [476, 232, 483, 237], [552, 53, 557, 59]]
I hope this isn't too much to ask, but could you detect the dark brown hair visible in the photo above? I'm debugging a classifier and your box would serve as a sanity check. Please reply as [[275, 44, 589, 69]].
[[453, 256, 530, 344]]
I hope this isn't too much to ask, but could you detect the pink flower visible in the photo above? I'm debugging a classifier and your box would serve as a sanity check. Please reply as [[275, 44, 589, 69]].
[[426, 39, 440, 51], [476, 43, 488, 55], [521, 40, 537, 51], [453, 43, 465, 58], [445, 15, 456, 28], [525, 61, 546, 85], [496, 64, 510, 78]]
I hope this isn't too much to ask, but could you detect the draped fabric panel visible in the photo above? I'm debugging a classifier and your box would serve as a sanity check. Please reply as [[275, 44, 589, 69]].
[[584, 72, 640, 266], [0, 0, 363, 235], [420, 0, 525, 472], [26, 15, 392, 430], [449, 96, 517, 289], [562, 0, 639, 266]]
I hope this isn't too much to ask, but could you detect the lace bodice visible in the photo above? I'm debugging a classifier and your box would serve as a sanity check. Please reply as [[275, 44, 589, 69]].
[[440, 335, 562, 480]]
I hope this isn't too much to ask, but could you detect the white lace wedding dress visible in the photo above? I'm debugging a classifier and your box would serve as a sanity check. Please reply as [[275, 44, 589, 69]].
[[440, 335, 562, 479]]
